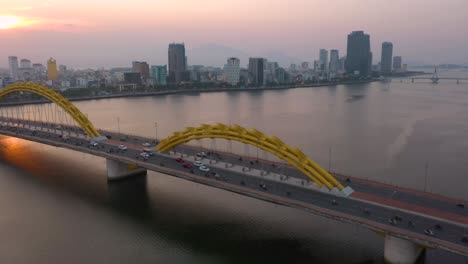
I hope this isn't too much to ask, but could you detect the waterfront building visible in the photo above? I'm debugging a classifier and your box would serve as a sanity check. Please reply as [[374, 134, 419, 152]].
[[380, 42, 393, 76], [47, 58, 58, 81], [319, 49, 328, 73], [124, 72, 142, 85], [329, 49, 339, 79], [150, 65, 167, 86], [8, 56, 19, 81], [168, 43, 187, 83], [393, 56, 402, 71], [345, 31, 371, 77], [223, 57, 240, 86], [248, 58, 264, 86], [132, 61, 150, 80], [20, 59, 31, 68]]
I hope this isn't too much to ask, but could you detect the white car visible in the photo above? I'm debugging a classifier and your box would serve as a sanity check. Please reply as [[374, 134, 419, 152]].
[[140, 152, 150, 158], [199, 165, 210, 172], [196, 152, 207, 157], [90, 141, 98, 146], [193, 161, 204, 167], [63, 136, 70, 140], [118, 145, 128, 150], [142, 142, 151, 147]]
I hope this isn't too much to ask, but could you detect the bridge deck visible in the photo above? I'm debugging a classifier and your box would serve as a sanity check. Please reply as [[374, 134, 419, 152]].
[[0, 121, 467, 256]]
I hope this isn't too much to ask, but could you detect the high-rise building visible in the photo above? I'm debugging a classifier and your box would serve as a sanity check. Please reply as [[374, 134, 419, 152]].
[[132, 61, 150, 80], [380, 42, 393, 76], [223, 57, 240, 86], [168, 43, 187, 83], [124, 72, 142, 85], [150, 65, 167, 85], [301, 62, 309, 71], [8, 56, 19, 80], [338, 56, 346, 73], [393, 56, 402, 71], [33, 63, 45, 73], [59, 65, 67, 76], [20, 59, 32, 68], [319, 49, 329, 72], [47, 58, 58, 81], [329, 49, 340, 79], [248, 58, 264, 86], [345, 31, 371, 77]]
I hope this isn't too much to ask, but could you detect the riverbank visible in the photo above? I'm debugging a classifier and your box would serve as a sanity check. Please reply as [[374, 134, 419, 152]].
[[0, 79, 376, 106]]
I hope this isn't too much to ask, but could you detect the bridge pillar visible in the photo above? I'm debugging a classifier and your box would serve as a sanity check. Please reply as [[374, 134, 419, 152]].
[[106, 158, 147, 181], [384, 235, 423, 264]]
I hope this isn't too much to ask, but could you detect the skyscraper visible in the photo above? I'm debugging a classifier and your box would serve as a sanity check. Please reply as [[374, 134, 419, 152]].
[[168, 43, 187, 83], [150, 65, 167, 85], [47, 58, 58, 81], [345, 31, 371, 77], [8, 56, 19, 81], [393, 56, 402, 71], [248, 58, 264, 86], [319, 49, 329, 73], [329, 49, 339, 79], [223, 57, 240, 86], [132, 61, 150, 80], [20, 59, 32, 68], [380, 42, 393, 76]]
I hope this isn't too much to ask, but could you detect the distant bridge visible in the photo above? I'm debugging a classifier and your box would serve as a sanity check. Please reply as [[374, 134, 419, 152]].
[[0, 82, 467, 264]]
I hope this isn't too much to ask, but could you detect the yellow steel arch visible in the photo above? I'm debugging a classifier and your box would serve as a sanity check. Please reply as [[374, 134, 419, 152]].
[[157, 123, 344, 190], [0, 82, 100, 138]]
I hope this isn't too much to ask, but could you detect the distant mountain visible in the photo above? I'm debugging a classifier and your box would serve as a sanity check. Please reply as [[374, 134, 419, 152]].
[[260, 50, 301, 67], [188, 43, 301, 68], [188, 43, 249, 68]]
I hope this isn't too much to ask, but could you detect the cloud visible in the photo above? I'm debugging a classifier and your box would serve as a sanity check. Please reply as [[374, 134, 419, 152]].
[[9, 6, 33, 11]]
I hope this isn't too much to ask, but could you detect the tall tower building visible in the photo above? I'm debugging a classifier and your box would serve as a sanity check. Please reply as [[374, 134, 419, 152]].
[[248, 58, 264, 86], [345, 31, 371, 77], [132, 61, 150, 80], [223, 57, 240, 86], [329, 49, 340, 79], [319, 49, 329, 74], [20, 59, 32, 68], [150, 65, 167, 86], [8, 56, 19, 80], [380, 42, 393, 76], [168, 43, 187, 83], [47, 58, 58, 81], [393, 56, 402, 71]]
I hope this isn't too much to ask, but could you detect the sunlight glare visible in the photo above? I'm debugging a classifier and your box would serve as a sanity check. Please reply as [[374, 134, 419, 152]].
[[0, 16, 22, 29]]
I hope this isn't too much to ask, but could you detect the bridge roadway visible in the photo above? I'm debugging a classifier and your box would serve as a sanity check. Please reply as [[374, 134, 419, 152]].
[[0, 121, 467, 258]]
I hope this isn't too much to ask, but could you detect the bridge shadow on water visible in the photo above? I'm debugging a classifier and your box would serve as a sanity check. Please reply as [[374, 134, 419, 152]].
[[105, 174, 383, 264]]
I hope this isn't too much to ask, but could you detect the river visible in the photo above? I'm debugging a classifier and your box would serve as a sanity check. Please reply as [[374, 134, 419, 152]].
[[1, 70, 467, 263]]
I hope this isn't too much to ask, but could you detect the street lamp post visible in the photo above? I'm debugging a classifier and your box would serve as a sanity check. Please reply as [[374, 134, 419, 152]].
[[424, 162, 429, 192], [154, 122, 158, 141], [116, 116, 120, 135]]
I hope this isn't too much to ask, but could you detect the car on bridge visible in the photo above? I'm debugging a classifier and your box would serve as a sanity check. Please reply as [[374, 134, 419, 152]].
[[142, 142, 151, 147], [199, 165, 210, 172], [196, 152, 207, 158], [89, 141, 98, 147], [118, 145, 128, 151], [193, 161, 204, 167], [182, 163, 193, 169], [139, 152, 150, 158], [175, 158, 184, 163]]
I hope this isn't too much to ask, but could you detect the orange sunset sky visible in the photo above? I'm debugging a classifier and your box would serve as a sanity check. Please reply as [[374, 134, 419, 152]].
[[0, 0, 467, 68]]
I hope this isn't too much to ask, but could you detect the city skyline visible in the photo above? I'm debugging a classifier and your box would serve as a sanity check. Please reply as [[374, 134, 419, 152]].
[[0, 0, 467, 67]]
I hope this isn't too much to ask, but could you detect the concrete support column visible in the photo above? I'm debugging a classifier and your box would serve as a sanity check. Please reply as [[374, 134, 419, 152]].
[[106, 158, 147, 181], [384, 235, 423, 264]]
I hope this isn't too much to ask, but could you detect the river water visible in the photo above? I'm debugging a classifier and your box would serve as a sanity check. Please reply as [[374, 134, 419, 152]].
[[1, 70, 467, 263]]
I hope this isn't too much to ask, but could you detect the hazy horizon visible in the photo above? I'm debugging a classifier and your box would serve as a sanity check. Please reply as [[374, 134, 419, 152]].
[[1, 0, 467, 68]]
